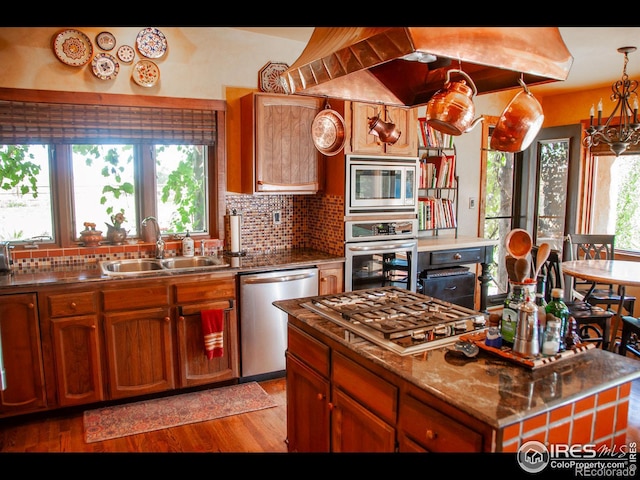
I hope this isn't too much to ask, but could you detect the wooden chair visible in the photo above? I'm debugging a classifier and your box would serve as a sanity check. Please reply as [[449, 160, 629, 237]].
[[566, 234, 636, 316], [619, 316, 640, 358], [531, 244, 614, 350]]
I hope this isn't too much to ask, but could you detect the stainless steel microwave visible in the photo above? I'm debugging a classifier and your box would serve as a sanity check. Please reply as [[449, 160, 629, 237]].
[[345, 155, 418, 215]]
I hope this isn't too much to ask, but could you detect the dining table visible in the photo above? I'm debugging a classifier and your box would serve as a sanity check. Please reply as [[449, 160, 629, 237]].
[[561, 259, 640, 352]]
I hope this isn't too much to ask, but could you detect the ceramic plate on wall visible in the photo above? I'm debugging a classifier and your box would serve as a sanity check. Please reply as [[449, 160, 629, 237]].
[[52, 29, 93, 66], [96, 31, 116, 51], [259, 62, 289, 93], [136, 27, 167, 59], [92, 53, 119, 80], [132, 59, 160, 87], [117, 45, 135, 63]]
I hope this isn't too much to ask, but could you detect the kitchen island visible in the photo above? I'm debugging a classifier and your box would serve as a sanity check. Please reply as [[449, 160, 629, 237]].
[[275, 295, 640, 453]]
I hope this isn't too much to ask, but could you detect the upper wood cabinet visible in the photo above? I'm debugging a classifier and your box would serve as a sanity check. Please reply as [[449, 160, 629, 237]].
[[237, 92, 323, 194], [345, 102, 418, 157]]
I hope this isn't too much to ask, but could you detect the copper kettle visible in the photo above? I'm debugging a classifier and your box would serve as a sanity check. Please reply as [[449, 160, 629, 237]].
[[426, 69, 483, 136], [490, 78, 544, 153], [368, 113, 401, 145]]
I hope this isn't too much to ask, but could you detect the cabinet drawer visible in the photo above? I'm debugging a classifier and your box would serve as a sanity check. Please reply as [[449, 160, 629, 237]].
[[419, 248, 482, 270], [332, 352, 397, 424], [399, 392, 482, 452], [48, 291, 97, 317], [102, 286, 169, 311], [420, 272, 475, 308], [287, 324, 330, 378], [175, 278, 235, 304]]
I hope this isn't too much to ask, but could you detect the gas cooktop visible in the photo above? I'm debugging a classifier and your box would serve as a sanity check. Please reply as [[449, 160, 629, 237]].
[[302, 286, 487, 356]]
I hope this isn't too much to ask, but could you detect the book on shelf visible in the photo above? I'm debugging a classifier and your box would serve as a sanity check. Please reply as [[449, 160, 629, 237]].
[[418, 197, 457, 230], [419, 153, 455, 189], [418, 119, 455, 149]]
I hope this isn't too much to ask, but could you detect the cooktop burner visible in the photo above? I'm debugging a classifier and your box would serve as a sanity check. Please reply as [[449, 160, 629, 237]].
[[302, 286, 487, 355]]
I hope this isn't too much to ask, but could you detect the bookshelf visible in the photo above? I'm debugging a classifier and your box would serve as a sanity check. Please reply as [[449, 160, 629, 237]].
[[417, 117, 458, 238]]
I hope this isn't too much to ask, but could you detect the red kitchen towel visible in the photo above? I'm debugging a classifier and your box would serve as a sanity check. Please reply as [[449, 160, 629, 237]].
[[201, 309, 224, 359]]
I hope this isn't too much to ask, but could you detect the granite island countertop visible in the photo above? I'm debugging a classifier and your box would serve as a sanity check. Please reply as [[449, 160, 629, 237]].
[[0, 248, 344, 291], [275, 296, 640, 430]]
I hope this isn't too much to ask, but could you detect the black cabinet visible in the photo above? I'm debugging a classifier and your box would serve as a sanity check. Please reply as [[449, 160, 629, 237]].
[[419, 272, 476, 309]]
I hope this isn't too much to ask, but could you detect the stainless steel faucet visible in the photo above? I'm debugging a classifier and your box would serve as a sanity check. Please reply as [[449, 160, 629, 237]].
[[141, 216, 165, 259]]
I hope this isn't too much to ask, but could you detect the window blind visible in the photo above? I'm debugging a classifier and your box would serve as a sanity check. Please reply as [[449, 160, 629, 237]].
[[0, 100, 217, 144]]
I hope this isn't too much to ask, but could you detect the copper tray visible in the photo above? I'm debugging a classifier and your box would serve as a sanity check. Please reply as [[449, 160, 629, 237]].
[[311, 107, 345, 156]]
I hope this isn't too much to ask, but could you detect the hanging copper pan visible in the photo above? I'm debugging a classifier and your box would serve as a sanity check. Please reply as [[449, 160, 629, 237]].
[[311, 102, 346, 156]]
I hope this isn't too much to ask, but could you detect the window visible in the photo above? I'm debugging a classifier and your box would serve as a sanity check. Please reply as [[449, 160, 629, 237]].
[[0, 91, 224, 247], [589, 154, 640, 251]]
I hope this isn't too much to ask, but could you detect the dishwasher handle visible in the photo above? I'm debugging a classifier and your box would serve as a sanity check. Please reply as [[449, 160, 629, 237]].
[[242, 271, 317, 285]]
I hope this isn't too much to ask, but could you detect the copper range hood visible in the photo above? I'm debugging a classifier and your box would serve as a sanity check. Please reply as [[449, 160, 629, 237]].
[[280, 27, 573, 107]]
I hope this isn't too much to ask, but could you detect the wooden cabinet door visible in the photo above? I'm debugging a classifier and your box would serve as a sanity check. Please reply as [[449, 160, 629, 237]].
[[51, 314, 104, 406], [331, 387, 396, 452], [318, 262, 344, 295], [103, 307, 175, 399], [385, 106, 418, 156], [285, 353, 330, 452], [241, 93, 322, 194], [0, 293, 47, 416], [176, 299, 238, 388], [346, 102, 417, 157]]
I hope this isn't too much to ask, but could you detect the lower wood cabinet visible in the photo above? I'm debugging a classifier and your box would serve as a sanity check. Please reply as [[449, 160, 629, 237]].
[[286, 320, 491, 453], [318, 262, 344, 295], [0, 292, 47, 416], [47, 289, 103, 407]]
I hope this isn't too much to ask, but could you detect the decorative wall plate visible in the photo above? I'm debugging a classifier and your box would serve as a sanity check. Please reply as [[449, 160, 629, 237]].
[[132, 59, 160, 87], [136, 27, 167, 59], [96, 31, 116, 51], [117, 45, 135, 63], [92, 53, 119, 80], [258, 61, 289, 93], [52, 29, 93, 66]]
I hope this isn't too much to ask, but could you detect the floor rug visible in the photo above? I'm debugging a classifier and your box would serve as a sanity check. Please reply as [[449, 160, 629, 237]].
[[83, 382, 277, 443]]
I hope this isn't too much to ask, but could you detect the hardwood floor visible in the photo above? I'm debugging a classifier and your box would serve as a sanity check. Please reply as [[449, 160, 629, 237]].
[[0, 374, 638, 454]]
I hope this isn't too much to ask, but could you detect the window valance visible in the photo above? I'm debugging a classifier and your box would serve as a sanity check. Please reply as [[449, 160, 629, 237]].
[[0, 99, 217, 144]]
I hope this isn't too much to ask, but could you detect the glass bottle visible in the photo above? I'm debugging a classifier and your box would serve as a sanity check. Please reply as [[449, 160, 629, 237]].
[[541, 319, 562, 356], [545, 288, 570, 352], [501, 282, 526, 347]]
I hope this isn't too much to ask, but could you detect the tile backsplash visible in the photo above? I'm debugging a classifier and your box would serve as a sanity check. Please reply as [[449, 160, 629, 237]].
[[11, 192, 345, 272]]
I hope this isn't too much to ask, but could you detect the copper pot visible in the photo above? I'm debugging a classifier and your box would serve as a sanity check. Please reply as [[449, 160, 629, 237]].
[[490, 78, 544, 152], [426, 69, 483, 136], [368, 114, 401, 144]]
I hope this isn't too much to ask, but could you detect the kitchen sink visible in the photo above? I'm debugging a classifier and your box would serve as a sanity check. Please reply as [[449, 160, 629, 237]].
[[161, 256, 225, 269], [100, 256, 228, 276]]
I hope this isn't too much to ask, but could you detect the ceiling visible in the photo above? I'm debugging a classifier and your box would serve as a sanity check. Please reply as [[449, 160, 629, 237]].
[[234, 27, 640, 96]]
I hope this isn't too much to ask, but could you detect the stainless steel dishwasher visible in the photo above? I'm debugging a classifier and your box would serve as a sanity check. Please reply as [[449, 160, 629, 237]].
[[239, 267, 318, 380]]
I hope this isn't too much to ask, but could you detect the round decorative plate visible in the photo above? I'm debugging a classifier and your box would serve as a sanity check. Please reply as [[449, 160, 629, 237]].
[[96, 31, 116, 51], [52, 29, 93, 66], [117, 45, 135, 63], [136, 27, 167, 59], [92, 53, 119, 80], [258, 61, 289, 93], [132, 59, 160, 87]]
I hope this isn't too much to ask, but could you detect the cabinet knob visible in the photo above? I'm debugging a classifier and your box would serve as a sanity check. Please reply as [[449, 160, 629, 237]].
[[179, 315, 185, 323], [164, 316, 171, 323], [426, 429, 437, 440], [316, 393, 325, 401], [328, 402, 334, 411], [454, 253, 462, 260], [28, 302, 35, 309], [70, 302, 77, 309]]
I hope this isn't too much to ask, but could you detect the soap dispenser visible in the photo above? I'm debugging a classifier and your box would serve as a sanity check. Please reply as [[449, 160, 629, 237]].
[[182, 231, 195, 257]]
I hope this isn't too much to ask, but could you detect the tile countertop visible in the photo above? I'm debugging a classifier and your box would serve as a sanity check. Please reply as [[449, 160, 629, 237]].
[[0, 249, 345, 290], [418, 235, 499, 252], [275, 297, 640, 430]]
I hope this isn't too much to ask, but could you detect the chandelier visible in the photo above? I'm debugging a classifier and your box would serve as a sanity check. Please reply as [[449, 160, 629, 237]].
[[583, 46, 640, 156]]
